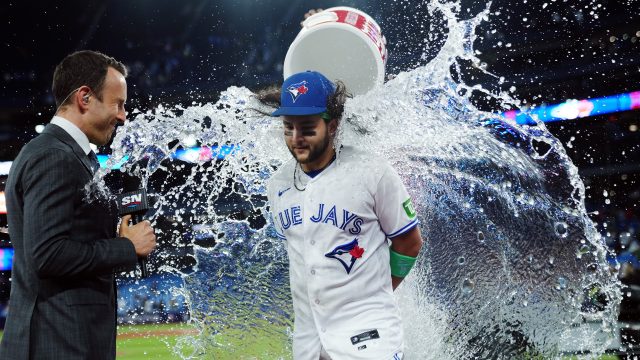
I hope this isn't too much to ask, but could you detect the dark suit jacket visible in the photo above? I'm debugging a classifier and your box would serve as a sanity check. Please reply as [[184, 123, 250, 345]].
[[0, 124, 138, 359]]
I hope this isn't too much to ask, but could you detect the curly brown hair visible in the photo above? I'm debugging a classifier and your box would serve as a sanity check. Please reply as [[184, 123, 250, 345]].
[[254, 80, 351, 122]]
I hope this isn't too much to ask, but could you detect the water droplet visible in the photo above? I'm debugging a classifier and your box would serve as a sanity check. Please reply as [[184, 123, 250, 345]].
[[577, 244, 590, 259], [457, 256, 465, 265], [477, 231, 485, 243], [556, 276, 567, 290], [554, 222, 568, 238], [462, 278, 474, 295]]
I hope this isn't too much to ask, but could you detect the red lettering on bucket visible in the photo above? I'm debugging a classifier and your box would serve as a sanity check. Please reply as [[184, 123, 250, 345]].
[[333, 10, 387, 65]]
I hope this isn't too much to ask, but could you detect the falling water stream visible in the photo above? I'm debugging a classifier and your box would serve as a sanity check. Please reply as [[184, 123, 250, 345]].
[[91, 1, 622, 358]]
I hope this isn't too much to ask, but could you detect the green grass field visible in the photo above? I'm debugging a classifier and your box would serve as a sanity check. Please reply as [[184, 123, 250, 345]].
[[116, 323, 197, 359], [116, 322, 291, 359], [0, 324, 625, 359], [0, 322, 291, 359]]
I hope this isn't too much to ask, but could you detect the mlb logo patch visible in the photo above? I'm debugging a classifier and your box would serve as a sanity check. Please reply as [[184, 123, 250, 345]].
[[286, 80, 309, 103]]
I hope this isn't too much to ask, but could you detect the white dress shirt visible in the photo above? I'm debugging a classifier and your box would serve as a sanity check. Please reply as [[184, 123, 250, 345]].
[[50, 116, 92, 155]]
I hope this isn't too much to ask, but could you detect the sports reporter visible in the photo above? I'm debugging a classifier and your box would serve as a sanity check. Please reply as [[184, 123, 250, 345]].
[[0, 50, 156, 360]]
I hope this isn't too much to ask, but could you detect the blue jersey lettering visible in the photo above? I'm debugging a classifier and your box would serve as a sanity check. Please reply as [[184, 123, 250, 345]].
[[310, 203, 325, 223], [349, 217, 363, 235], [305, 203, 364, 235], [291, 206, 303, 225], [279, 209, 292, 230], [322, 205, 338, 227], [340, 209, 358, 230]]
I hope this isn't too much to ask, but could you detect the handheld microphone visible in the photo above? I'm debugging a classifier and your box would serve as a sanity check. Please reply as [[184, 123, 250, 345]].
[[117, 176, 151, 278]]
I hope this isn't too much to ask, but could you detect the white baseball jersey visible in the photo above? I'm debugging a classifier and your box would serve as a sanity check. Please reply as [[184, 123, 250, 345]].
[[266, 146, 418, 360]]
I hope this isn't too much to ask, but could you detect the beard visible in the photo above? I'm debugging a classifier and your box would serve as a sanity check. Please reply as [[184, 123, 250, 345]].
[[288, 129, 331, 165]]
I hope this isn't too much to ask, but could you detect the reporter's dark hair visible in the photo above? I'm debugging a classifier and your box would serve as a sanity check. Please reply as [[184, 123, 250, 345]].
[[253, 80, 351, 122], [52, 50, 128, 108]]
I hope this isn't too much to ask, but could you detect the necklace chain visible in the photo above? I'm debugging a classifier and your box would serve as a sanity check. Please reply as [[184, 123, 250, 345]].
[[292, 152, 338, 192], [293, 164, 306, 191]]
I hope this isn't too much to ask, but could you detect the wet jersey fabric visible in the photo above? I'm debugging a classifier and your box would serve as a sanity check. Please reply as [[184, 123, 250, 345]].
[[267, 146, 418, 360]]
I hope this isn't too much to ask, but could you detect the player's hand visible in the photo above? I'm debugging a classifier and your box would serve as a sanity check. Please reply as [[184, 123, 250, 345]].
[[301, 8, 324, 27], [119, 215, 157, 257]]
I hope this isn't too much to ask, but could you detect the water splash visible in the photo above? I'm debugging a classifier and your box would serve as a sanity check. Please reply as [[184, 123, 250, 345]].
[[95, 0, 622, 358]]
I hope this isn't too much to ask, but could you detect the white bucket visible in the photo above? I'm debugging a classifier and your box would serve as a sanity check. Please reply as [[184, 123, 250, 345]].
[[283, 6, 387, 95]]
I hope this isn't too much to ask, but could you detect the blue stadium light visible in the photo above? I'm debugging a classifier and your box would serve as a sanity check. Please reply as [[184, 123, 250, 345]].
[[174, 144, 239, 163], [0, 248, 13, 271], [94, 145, 239, 168], [97, 154, 128, 170], [503, 90, 640, 125]]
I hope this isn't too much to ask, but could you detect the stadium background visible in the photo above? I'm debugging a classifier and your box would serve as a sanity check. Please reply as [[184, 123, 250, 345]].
[[0, 0, 638, 358]]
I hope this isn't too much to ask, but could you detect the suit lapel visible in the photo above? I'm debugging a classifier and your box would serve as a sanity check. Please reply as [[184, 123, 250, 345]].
[[43, 124, 94, 175]]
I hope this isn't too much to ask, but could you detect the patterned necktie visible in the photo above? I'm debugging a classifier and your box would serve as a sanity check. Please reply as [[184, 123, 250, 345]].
[[88, 150, 100, 173]]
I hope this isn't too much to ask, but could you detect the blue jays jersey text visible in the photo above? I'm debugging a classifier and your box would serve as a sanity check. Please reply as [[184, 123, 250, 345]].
[[278, 203, 363, 235]]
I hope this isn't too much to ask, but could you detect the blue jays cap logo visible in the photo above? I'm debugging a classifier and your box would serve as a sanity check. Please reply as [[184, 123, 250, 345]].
[[286, 80, 309, 103], [325, 238, 365, 274]]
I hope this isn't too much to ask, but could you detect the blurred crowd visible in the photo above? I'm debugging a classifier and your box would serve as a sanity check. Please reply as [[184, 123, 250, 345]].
[[116, 275, 189, 325], [3, 29, 288, 112], [599, 207, 640, 283]]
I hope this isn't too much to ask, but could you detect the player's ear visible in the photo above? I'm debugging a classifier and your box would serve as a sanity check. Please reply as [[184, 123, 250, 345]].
[[328, 119, 338, 136]]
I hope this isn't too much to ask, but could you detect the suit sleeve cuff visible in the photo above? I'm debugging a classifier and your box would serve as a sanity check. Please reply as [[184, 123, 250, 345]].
[[113, 236, 139, 273]]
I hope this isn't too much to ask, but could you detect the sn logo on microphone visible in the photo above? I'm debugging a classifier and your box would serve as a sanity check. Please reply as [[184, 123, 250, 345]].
[[121, 194, 143, 208]]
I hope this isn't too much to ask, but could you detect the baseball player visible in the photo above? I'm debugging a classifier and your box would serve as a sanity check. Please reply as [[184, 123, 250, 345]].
[[265, 71, 423, 360]]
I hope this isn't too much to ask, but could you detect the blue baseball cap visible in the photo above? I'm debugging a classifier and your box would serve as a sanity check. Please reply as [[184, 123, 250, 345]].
[[272, 71, 335, 117]]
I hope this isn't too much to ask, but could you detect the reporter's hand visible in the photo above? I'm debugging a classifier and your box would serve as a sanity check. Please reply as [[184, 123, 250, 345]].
[[119, 215, 157, 257], [301, 8, 324, 26]]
